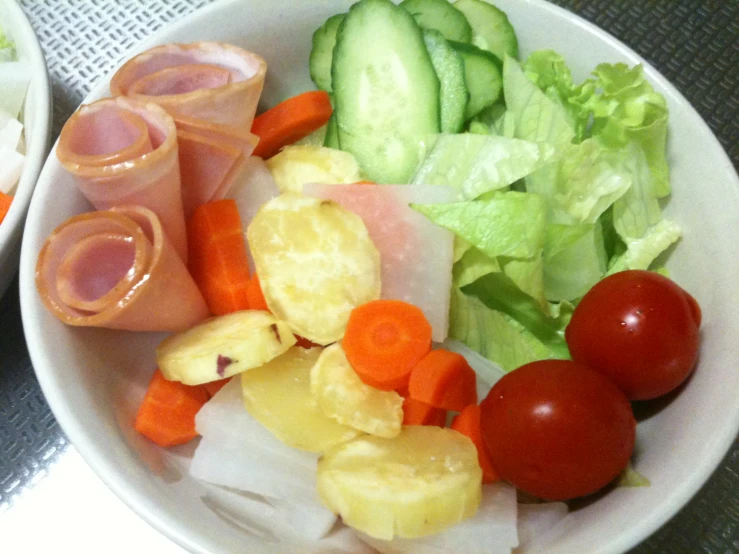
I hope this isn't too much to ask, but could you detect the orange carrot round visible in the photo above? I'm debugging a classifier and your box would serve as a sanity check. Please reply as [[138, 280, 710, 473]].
[[408, 349, 477, 411], [402, 396, 447, 427], [343, 299, 432, 391], [134, 368, 209, 447], [251, 90, 333, 159], [451, 404, 500, 483]]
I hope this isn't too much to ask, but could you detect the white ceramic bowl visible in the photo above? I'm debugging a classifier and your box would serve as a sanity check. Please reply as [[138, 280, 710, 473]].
[[0, 0, 51, 298], [18, 0, 739, 553]]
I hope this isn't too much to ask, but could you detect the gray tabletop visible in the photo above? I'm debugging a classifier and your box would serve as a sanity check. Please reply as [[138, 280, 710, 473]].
[[1, 0, 737, 552]]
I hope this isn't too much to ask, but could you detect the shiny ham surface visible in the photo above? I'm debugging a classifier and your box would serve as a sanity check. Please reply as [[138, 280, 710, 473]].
[[110, 42, 267, 129], [35, 206, 209, 332], [56, 96, 188, 262], [110, 42, 267, 211]]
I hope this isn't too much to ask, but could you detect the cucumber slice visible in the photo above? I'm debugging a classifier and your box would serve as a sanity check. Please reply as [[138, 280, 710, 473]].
[[324, 113, 340, 149], [332, 0, 441, 184], [423, 29, 469, 134], [309, 14, 345, 92], [453, 0, 519, 60], [400, 0, 473, 43], [450, 41, 502, 120]]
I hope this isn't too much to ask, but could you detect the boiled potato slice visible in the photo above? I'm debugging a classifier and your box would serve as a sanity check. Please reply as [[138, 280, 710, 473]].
[[266, 145, 362, 193], [317, 426, 482, 540], [311, 343, 403, 438], [157, 310, 295, 385], [247, 193, 381, 344], [241, 346, 361, 452]]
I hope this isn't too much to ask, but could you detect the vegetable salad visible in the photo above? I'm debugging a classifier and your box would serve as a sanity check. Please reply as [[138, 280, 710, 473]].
[[37, 0, 702, 552]]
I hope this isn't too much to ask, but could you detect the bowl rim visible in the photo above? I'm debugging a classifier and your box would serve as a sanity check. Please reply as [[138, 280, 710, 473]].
[[0, 0, 52, 283], [18, 0, 739, 553]]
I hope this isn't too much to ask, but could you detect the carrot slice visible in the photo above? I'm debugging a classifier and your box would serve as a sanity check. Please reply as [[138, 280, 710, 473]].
[[187, 199, 251, 315], [251, 90, 333, 159], [0, 192, 12, 225], [451, 404, 499, 483], [343, 299, 432, 391], [246, 273, 270, 312], [402, 396, 447, 427], [134, 368, 209, 447], [202, 377, 231, 399], [408, 349, 477, 411]]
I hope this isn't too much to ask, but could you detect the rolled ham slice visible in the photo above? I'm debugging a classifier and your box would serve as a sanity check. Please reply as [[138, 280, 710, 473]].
[[56, 96, 188, 262], [110, 42, 266, 212], [35, 206, 209, 332], [110, 42, 267, 129]]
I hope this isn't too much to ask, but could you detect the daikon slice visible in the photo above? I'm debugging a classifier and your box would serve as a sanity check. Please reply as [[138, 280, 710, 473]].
[[303, 183, 457, 342], [0, 143, 23, 193], [195, 378, 318, 472], [0, 113, 23, 150], [358, 482, 518, 554], [517, 502, 568, 549], [0, 61, 31, 117], [224, 156, 280, 272]]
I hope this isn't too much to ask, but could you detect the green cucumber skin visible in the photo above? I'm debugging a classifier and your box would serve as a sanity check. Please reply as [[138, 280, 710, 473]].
[[423, 29, 469, 134], [324, 113, 340, 149], [332, 0, 441, 184], [310, 13, 345, 92], [400, 0, 473, 43], [450, 40, 503, 120], [453, 0, 519, 60]]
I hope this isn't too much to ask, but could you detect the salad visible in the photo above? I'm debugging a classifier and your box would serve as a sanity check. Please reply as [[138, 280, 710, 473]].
[[34, 0, 702, 552], [0, 22, 30, 225]]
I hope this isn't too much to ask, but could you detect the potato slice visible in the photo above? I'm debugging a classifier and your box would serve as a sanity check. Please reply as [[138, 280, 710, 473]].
[[157, 310, 295, 385], [311, 343, 403, 438], [317, 426, 482, 540], [266, 145, 362, 193], [247, 193, 381, 344], [241, 346, 361, 452]]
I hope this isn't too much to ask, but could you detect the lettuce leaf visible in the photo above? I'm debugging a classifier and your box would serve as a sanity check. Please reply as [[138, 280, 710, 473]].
[[607, 219, 681, 275], [449, 288, 556, 372], [411, 133, 554, 199], [544, 223, 607, 301], [0, 26, 15, 62], [590, 63, 670, 197], [453, 246, 501, 288], [412, 191, 546, 260], [503, 55, 576, 147]]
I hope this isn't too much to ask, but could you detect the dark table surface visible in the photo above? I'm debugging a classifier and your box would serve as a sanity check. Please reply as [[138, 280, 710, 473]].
[[0, 0, 737, 552]]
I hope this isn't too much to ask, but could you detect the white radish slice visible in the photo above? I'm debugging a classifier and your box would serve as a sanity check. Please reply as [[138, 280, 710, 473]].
[[199, 485, 355, 547], [303, 183, 457, 342], [0, 114, 23, 150], [442, 338, 507, 399], [358, 482, 519, 554], [191, 379, 320, 502], [516, 502, 568, 549], [224, 156, 280, 272], [0, 61, 31, 117], [0, 143, 24, 194]]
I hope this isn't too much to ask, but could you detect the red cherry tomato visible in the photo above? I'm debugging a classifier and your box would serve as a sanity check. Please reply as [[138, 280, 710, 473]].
[[565, 270, 701, 401], [480, 360, 636, 501]]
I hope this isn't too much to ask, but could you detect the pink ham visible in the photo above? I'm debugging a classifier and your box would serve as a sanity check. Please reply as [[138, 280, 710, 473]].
[[110, 42, 267, 129], [35, 206, 209, 332], [56, 97, 188, 262], [110, 42, 266, 211], [302, 184, 457, 342]]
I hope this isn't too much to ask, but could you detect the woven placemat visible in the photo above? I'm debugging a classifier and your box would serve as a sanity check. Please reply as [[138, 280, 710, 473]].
[[1, 0, 737, 551]]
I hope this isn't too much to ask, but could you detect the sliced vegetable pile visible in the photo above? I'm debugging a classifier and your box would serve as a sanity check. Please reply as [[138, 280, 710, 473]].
[[0, 23, 31, 224], [36, 0, 704, 551]]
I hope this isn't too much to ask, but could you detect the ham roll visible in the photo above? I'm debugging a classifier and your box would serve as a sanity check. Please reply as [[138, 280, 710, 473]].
[[56, 97, 188, 262], [36, 206, 209, 332], [110, 42, 266, 215]]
